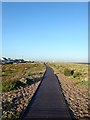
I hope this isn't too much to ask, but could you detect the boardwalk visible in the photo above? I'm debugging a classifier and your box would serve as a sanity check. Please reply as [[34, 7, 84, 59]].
[[23, 66, 72, 119]]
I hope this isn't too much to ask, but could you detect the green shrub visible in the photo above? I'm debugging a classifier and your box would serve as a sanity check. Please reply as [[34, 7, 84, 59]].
[[2, 77, 35, 92], [15, 80, 24, 88], [2, 111, 21, 120], [73, 71, 81, 78], [64, 68, 71, 76], [2, 80, 24, 92], [2, 80, 16, 92], [26, 78, 34, 85]]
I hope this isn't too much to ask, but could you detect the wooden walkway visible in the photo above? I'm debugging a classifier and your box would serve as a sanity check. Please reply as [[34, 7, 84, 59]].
[[22, 66, 72, 120]]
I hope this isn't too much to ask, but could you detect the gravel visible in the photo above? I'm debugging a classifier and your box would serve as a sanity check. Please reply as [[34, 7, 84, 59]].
[[2, 81, 40, 119], [56, 72, 90, 120]]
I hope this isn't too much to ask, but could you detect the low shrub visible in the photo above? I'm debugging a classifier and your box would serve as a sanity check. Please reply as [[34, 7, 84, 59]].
[[73, 71, 81, 78], [2, 80, 24, 92], [64, 68, 71, 76], [26, 77, 34, 85], [2, 77, 35, 92], [2, 111, 21, 120], [2, 80, 17, 92]]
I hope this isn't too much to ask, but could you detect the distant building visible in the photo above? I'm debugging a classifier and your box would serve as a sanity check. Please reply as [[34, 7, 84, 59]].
[[0, 57, 8, 63], [0, 57, 26, 64]]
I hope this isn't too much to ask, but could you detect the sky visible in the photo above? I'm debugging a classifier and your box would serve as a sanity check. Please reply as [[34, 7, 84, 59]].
[[2, 0, 89, 2], [2, 2, 88, 62]]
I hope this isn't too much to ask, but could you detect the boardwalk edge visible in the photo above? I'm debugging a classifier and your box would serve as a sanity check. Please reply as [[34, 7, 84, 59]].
[[20, 66, 47, 120]]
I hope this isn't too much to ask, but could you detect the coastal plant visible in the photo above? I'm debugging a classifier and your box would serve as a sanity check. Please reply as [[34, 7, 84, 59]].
[[64, 68, 71, 76], [73, 71, 82, 78], [2, 79, 23, 92], [2, 63, 45, 92], [2, 80, 17, 92]]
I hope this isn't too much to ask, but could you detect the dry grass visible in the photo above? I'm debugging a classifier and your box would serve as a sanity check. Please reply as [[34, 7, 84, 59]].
[[48, 62, 88, 81], [1, 63, 45, 92], [2, 63, 45, 81]]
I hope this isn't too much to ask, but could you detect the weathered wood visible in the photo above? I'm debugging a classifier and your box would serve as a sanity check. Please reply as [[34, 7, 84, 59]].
[[23, 66, 71, 119]]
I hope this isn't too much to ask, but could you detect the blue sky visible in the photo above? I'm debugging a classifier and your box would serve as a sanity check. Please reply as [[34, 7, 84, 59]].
[[2, 2, 88, 62]]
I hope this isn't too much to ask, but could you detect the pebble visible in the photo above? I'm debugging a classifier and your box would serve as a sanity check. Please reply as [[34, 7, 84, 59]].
[[57, 73, 90, 119], [2, 81, 40, 119]]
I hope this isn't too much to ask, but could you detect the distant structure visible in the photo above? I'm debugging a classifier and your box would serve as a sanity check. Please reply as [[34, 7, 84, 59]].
[[0, 57, 26, 64], [0, 57, 35, 64]]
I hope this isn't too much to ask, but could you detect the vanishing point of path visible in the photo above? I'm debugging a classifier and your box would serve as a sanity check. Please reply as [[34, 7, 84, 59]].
[[22, 66, 72, 120]]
